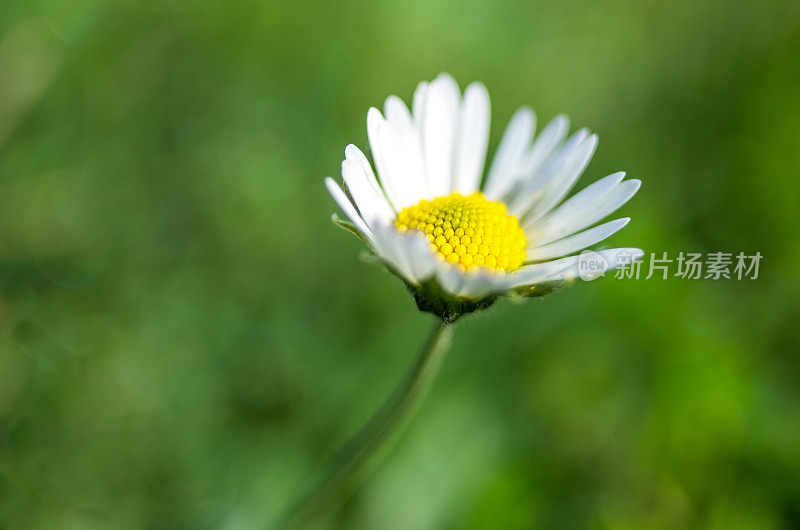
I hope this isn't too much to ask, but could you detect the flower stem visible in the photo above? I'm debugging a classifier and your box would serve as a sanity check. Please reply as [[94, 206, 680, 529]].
[[279, 318, 454, 528]]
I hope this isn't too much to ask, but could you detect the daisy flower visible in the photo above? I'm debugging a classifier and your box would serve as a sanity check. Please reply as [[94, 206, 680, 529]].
[[289, 73, 644, 523], [326, 73, 642, 321]]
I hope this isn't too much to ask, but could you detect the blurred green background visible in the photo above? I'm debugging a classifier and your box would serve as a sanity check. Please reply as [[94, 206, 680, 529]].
[[1, 0, 799, 528]]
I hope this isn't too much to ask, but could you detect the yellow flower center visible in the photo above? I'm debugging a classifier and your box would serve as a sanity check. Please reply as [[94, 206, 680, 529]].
[[395, 192, 527, 272]]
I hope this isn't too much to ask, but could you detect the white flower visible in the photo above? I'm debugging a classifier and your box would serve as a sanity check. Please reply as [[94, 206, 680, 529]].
[[326, 73, 642, 320]]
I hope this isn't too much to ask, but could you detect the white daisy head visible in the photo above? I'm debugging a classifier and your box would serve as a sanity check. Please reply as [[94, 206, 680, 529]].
[[326, 73, 642, 322]]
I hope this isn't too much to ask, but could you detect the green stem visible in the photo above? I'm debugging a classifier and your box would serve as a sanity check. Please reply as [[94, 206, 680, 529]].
[[279, 318, 454, 528]]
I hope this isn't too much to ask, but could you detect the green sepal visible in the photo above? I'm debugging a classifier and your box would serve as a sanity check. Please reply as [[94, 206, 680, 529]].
[[405, 278, 498, 323], [513, 278, 571, 298], [331, 214, 368, 244]]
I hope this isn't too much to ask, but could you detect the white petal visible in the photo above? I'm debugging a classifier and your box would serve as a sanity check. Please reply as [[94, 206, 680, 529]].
[[342, 145, 395, 226], [507, 128, 588, 215], [483, 107, 536, 199], [437, 265, 465, 296], [368, 223, 425, 284], [521, 114, 570, 186], [421, 73, 460, 197], [345, 143, 393, 201], [458, 269, 504, 299], [384, 94, 414, 132], [375, 228, 413, 280], [543, 248, 644, 281], [519, 132, 597, 221], [525, 172, 625, 231], [406, 233, 439, 282], [502, 258, 577, 288], [388, 236, 421, 283], [532, 128, 589, 188], [526, 218, 630, 261], [376, 120, 426, 208], [504, 247, 641, 288], [325, 177, 374, 243], [531, 178, 641, 245], [412, 81, 429, 132], [383, 95, 429, 203], [369, 221, 445, 286], [452, 82, 490, 194], [367, 108, 402, 211]]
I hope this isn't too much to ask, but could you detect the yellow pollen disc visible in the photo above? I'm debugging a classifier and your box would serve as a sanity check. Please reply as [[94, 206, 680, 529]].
[[395, 192, 527, 272]]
